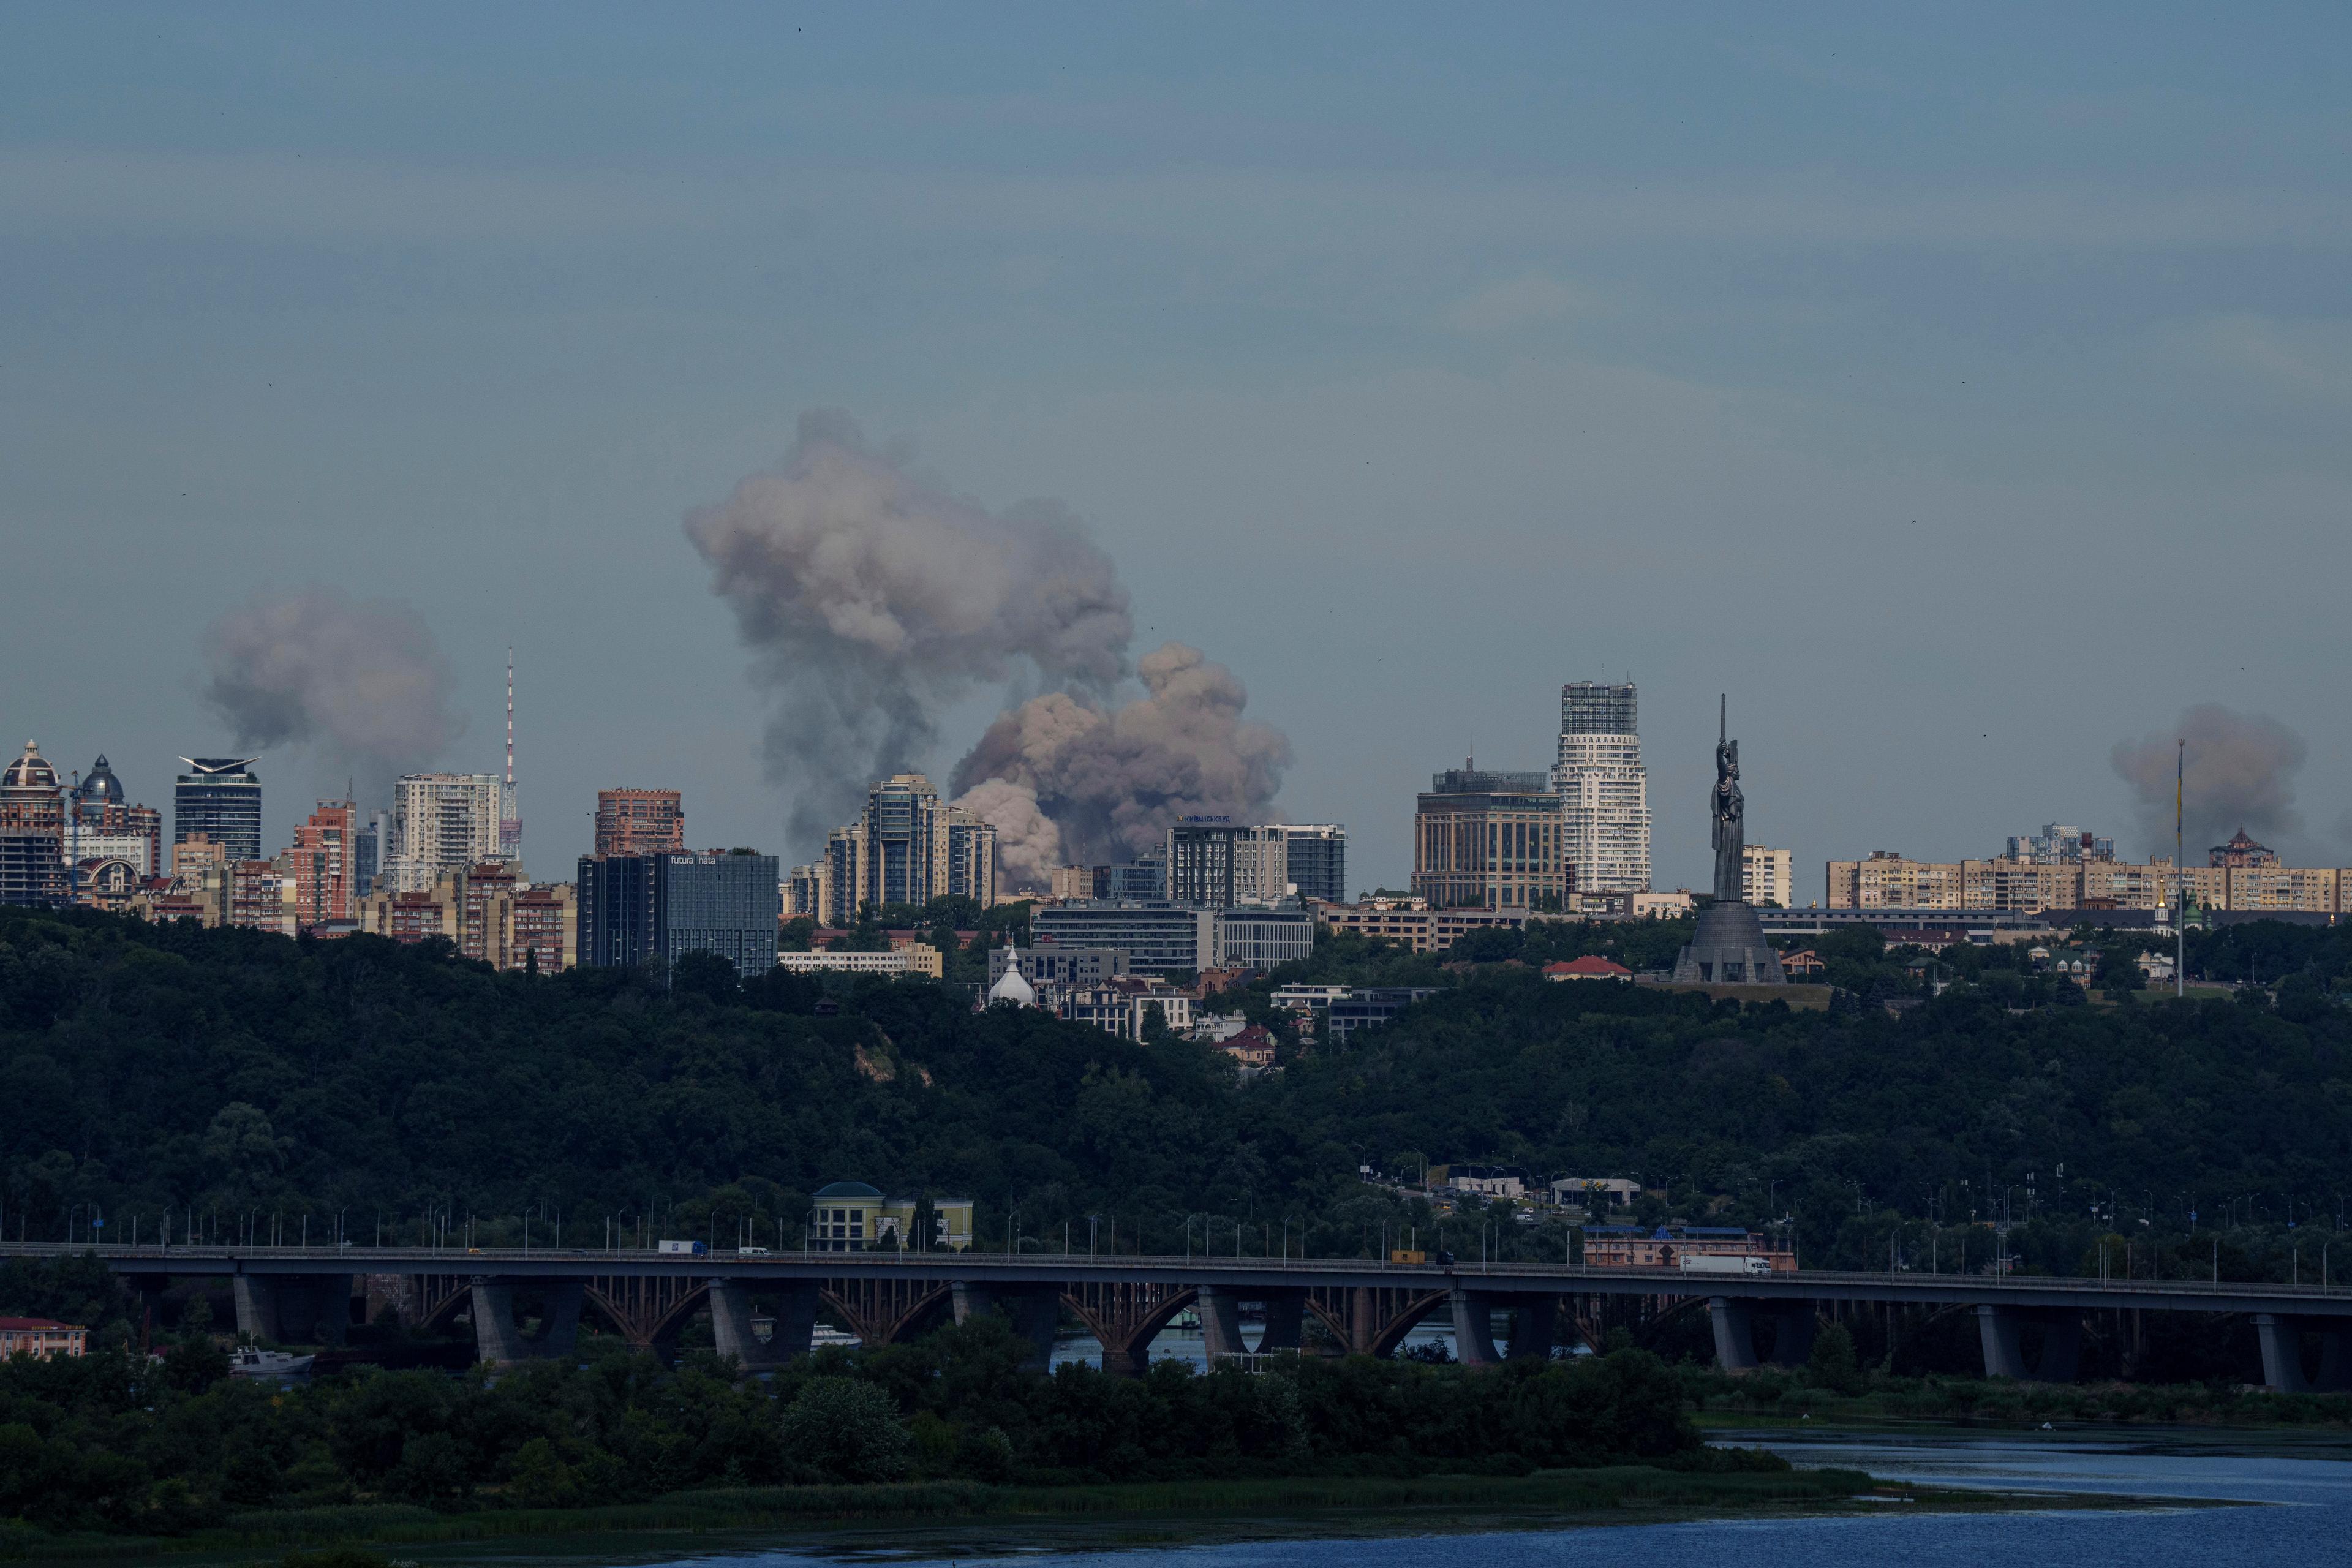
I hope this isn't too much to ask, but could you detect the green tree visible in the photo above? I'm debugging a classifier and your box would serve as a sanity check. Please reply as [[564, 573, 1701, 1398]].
[[780, 1376, 910, 1482], [1806, 1321, 1864, 1395]]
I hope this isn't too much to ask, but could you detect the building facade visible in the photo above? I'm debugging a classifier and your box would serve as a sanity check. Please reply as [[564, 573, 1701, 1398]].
[[2008, 824, 2116, 864], [357, 861, 576, 970], [1827, 845, 2352, 916], [383, 773, 505, 893], [820, 774, 996, 924], [1741, 845, 1795, 908], [578, 850, 780, 978], [1029, 900, 1311, 974], [1311, 902, 1531, 954], [174, 758, 262, 864], [1165, 821, 1287, 907], [66, 755, 162, 881], [1553, 682, 1651, 894], [1411, 764, 1569, 911], [595, 788, 685, 858], [0, 741, 65, 907], [1283, 823, 1348, 904], [284, 801, 356, 929]]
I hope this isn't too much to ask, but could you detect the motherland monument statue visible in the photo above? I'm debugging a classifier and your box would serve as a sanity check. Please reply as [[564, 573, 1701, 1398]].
[[1672, 696, 1786, 985]]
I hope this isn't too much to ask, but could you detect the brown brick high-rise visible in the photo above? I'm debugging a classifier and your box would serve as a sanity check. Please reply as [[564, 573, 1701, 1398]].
[[595, 789, 684, 858]]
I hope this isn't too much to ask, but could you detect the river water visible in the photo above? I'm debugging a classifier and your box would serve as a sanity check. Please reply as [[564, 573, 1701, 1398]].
[[630, 1430, 2352, 1567]]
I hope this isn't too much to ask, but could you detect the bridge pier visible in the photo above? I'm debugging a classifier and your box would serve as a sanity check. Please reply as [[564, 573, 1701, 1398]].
[[1197, 1285, 1248, 1358], [1260, 1289, 1305, 1352], [1708, 1298, 1814, 1371], [469, 1277, 585, 1365], [952, 1281, 1058, 1371], [1975, 1305, 2080, 1382], [711, 1280, 815, 1371], [2254, 1314, 2352, 1393], [232, 1273, 356, 1347], [1449, 1290, 1555, 1366]]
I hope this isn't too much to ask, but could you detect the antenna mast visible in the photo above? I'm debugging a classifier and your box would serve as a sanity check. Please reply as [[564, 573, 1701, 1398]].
[[499, 647, 523, 864], [2175, 738, 2185, 998]]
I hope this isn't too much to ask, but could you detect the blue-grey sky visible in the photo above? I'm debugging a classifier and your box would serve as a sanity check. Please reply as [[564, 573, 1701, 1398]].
[[5, 4, 2348, 894]]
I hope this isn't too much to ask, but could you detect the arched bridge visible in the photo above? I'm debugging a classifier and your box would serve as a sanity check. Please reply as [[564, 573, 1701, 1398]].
[[26, 1245, 2351, 1393]]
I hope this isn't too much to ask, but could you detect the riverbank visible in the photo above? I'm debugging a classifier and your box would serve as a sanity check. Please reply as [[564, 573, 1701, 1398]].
[[0, 1464, 2176, 1565], [1686, 1372, 2352, 1431]]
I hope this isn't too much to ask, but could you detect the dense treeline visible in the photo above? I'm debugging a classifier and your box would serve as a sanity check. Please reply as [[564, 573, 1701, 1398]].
[[0, 1255, 1702, 1539], [1, 905, 2346, 1280]]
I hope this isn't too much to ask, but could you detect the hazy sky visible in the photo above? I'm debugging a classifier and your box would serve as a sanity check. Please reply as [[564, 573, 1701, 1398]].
[[6, 4, 2348, 896]]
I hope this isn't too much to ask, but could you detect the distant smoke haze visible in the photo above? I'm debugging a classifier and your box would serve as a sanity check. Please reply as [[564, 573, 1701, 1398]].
[[200, 586, 462, 801], [688, 412, 1290, 869], [2112, 703, 2307, 857]]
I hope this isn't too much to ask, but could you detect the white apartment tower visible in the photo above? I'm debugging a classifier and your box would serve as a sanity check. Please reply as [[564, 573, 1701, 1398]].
[[1552, 681, 1651, 894], [383, 772, 507, 893]]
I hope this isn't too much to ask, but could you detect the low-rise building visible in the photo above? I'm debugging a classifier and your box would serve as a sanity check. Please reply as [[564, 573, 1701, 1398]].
[[989, 944, 1131, 990], [806, 1181, 976, 1253], [1543, 956, 1631, 981], [1548, 1177, 1640, 1213], [1311, 902, 1529, 954], [1441, 1164, 1529, 1200], [774, 947, 943, 978], [1217, 1023, 1278, 1071], [1052, 976, 1194, 1042], [1326, 986, 1443, 1038], [0, 1318, 86, 1359], [1583, 1224, 1795, 1272]]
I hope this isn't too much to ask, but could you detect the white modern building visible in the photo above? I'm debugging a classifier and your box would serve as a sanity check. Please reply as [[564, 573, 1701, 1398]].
[[1552, 682, 1651, 894], [382, 772, 505, 892]]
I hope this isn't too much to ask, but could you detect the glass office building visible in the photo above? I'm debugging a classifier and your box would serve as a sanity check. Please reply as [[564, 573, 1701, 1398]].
[[174, 757, 262, 864], [578, 850, 780, 978]]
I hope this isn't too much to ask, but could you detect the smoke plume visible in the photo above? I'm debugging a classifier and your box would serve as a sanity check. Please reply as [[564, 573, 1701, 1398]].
[[200, 586, 461, 800], [686, 412, 1133, 846], [951, 642, 1292, 878], [2112, 703, 2306, 856]]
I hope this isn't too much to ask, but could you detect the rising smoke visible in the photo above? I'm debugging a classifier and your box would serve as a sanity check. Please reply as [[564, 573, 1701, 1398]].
[[2111, 703, 2307, 856], [687, 413, 1289, 872], [951, 643, 1291, 883], [200, 586, 462, 799]]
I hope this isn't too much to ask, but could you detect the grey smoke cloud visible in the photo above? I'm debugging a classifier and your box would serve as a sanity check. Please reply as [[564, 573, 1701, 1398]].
[[952, 641, 1292, 871], [950, 777, 1063, 890], [200, 586, 461, 799], [686, 411, 1134, 848], [2112, 703, 2306, 856]]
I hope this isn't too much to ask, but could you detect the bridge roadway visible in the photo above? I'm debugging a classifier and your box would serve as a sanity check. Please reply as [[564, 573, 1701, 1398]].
[[13, 1245, 2348, 1393]]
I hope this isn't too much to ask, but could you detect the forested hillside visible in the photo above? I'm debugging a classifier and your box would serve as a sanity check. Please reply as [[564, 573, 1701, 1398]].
[[1, 905, 2345, 1278]]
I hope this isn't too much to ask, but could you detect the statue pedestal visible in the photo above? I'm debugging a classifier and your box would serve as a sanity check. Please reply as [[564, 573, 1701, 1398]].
[[1672, 902, 1785, 985]]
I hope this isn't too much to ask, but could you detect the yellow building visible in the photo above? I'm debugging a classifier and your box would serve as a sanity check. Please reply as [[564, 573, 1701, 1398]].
[[1829, 852, 2346, 915], [807, 1181, 974, 1252]]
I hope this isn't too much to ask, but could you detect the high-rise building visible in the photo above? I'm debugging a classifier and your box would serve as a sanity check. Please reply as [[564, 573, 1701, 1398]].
[[64, 755, 162, 881], [175, 758, 262, 864], [595, 789, 685, 858], [1553, 682, 1650, 894], [284, 801, 356, 929], [1411, 762, 1569, 912], [1741, 845, 1795, 909], [2007, 824, 2116, 865], [1283, 824, 1348, 905], [821, 774, 995, 925], [579, 850, 780, 977], [383, 773, 504, 893], [1164, 821, 1291, 908], [352, 809, 393, 898], [0, 741, 65, 907]]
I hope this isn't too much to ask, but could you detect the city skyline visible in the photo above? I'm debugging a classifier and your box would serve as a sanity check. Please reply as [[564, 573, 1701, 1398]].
[[5, 8, 2348, 896]]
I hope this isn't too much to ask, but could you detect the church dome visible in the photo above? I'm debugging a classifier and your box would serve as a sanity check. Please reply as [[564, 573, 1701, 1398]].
[[987, 961, 1036, 1008], [1, 741, 58, 793], [72, 754, 124, 804]]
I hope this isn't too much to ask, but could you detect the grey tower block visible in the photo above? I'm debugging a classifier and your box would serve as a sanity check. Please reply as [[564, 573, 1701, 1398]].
[[1671, 900, 1787, 985]]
